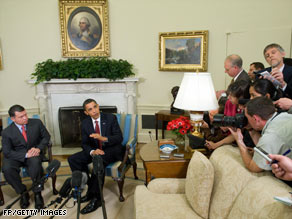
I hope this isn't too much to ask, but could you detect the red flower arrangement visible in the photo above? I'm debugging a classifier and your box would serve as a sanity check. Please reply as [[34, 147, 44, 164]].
[[167, 116, 193, 137]]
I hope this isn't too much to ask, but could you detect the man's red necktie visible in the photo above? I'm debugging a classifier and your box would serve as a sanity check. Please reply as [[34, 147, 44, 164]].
[[21, 125, 27, 142], [95, 121, 102, 149]]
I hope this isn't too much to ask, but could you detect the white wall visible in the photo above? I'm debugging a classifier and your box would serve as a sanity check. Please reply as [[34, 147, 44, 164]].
[[0, 0, 292, 141]]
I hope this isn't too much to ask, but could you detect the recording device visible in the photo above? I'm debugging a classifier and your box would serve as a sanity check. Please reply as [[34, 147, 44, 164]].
[[59, 177, 72, 198], [254, 70, 282, 88], [213, 113, 248, 129], [254, 147, 272, 162]]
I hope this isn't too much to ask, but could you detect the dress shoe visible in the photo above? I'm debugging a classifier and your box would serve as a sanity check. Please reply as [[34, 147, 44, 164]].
[[80, 197, 102, 214], [20, 192, 30, 209], [34, 192, 44, 210], [80, 194, 92, 203]]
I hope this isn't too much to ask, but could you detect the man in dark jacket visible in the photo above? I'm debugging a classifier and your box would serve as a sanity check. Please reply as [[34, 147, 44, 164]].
[[68, 99, 125, 214], [1, 104, 50, 210]]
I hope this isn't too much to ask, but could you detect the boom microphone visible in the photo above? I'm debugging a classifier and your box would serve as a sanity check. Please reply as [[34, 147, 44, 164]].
[[45, 159, 61, 178], [71, 171, 83, 188], [80, 172, 88, 191], [93, 155, 104, 175]]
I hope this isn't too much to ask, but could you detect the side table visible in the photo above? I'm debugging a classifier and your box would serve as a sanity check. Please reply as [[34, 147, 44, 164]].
[[140, 141, 193, 185], [155, 110, 189, 140]]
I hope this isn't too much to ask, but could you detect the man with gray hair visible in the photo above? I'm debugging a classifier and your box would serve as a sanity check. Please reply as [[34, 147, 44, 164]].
[[261, 43, 292, 99], [217, 54, 250, 99]]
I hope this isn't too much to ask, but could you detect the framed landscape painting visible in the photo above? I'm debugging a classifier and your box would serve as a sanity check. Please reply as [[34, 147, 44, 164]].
[[59, 0, 110, 57], [159, 30, 208, 71]]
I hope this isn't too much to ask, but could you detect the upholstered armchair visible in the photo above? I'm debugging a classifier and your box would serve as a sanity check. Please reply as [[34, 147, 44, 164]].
[[89, 113, 139, 202]]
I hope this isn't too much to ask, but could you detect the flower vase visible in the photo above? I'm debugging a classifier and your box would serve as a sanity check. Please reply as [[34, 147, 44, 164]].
[[174, 135, 185, 147]]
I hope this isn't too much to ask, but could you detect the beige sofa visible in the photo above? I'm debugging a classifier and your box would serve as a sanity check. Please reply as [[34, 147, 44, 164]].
[[135, 145, 292, 218]]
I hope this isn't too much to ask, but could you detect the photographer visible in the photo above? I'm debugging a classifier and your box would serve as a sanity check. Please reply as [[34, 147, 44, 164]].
[[205, 80, 250, 150], [228, 97, 292, 173]]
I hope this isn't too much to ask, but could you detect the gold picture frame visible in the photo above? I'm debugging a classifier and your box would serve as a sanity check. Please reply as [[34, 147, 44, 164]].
[[59, 0, 110, 57], [159, 30, 208, 71]]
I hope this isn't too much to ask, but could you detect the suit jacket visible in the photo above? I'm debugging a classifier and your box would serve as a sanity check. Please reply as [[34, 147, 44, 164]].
[[234, 70, 250, 84], [1, 119, 50, 162], [264, 65, 292, 98], [81, 113, 123, 156]]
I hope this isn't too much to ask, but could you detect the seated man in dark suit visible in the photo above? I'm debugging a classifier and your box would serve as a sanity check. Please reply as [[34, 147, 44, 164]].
[[1, 105, 50, 210], [262, 43, 292, 99], [68, 99, 125, 214]]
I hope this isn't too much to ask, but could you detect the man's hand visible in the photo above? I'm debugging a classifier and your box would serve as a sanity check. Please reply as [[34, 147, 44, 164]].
[[228, 128, 244, 146], [91, 149, 105, 156], [269, 154, 292, 181], [90, 133, 108, 142], [27, 147, 40, 158], [270, 68, 286, 88], [205, 140, 218, 150], [274, 98, 292, 110], [216, 90, 226, 99]]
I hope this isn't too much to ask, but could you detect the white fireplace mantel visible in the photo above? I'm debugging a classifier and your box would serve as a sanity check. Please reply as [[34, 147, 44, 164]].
[[28, 78, 139, 145]]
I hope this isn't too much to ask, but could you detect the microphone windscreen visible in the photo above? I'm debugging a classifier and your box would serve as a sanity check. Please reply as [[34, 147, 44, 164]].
[[92, 155, 104, 175], [46, 159, 61, 177], [59, 177, 72, 198], [71, 170, 82, 188], [80, 172, 88, 190]]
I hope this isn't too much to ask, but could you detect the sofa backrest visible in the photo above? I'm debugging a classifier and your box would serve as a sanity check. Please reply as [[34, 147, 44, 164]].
[[208, 145, 271, 219], [228, 176, 292, 218]]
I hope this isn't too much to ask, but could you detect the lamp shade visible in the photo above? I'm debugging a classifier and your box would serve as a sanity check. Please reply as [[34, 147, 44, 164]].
[[173, 72, 218, 111]]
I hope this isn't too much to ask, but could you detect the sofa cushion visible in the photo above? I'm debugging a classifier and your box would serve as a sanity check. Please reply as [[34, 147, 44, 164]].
[[134, 185, 202, 219], [228, 176, 292, 219], [147, 178, 186, 194], [208, 145, 271, 219], [185, 151, 214, 219]]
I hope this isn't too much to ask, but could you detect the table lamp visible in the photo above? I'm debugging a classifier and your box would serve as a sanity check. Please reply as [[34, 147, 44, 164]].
[[173, 72, 218, 139]]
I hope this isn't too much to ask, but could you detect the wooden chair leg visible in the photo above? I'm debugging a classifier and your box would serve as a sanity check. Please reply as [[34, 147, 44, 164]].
[[0, 186, 5, 206], [133, 161, 138, 180], [52, 175, 58, 195], [117, 178, 125, 202]]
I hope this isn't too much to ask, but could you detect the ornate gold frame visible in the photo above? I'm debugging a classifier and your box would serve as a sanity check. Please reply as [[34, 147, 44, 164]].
[[59, 0, 110, 57], [159, 30, 208, 71]]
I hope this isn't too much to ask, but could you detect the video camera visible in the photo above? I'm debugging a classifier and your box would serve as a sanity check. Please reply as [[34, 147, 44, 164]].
[[212, 113, 248, 129]]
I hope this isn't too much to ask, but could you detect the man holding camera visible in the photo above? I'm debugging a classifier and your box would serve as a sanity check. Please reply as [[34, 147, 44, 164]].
[[228, 97, 292, 173]]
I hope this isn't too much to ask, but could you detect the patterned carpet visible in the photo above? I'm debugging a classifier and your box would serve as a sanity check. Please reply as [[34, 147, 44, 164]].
[[0, 161, 146, 219]]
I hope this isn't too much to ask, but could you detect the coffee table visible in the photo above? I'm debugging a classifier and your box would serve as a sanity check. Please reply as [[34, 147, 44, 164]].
[[140, 141, 193, 185]]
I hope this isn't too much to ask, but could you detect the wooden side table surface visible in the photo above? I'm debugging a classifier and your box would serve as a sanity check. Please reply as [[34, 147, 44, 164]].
[[140, 140, 193, 185]]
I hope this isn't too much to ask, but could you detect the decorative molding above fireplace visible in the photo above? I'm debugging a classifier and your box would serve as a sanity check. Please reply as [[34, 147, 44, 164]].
[[28, 78, 139, 145]]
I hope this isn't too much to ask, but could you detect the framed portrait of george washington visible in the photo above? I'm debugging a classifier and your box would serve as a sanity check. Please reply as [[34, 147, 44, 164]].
[[59, 0, 110, 57], [159, 30, 208, 71]]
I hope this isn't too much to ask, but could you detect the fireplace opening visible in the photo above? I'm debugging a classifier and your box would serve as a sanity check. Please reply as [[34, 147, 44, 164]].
[[58, 106, 117, 147]]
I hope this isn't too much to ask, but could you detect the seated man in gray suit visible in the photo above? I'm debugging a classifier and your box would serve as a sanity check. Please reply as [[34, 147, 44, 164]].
[[1, 105, 50, 210]]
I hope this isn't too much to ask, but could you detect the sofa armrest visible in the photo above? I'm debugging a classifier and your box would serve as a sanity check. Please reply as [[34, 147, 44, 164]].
[[147, 178, 186, 194]]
